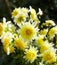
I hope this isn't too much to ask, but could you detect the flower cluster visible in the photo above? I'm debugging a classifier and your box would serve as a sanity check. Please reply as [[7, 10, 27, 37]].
[[0, 6, 57, 65]]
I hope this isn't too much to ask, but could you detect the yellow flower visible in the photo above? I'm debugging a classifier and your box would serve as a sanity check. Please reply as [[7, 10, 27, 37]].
[[3, 37, 11, 46], [2, 32, 13, 44], [43, 48, 56, 63], [36, 35, 45, 47], [14, 14, 26, 26], [3, 36, 14, 55], [30, 6, 39, 22], [24, 46, 38, 63], [40, 29, 48, 36], [12, 7, 28, 18], [15, 37, 28, 50], [0, 23, 3, 36], [12, 8, 19, 18], [40, 41, 53, 53], [20, 22, 37, 41], [48, 26, 57, 38], [12, 7, 29, 26], [1, 32, 14, 55], [45, 20, 55, 26]]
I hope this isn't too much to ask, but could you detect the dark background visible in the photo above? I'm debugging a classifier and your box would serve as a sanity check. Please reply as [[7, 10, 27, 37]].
[[0, 0, 57, 65]]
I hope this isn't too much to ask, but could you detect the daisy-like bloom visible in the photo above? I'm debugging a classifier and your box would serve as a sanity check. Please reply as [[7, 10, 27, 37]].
[[40, 29, 48, 36], [48, 26, 57, 39], [14, 14, 26, 26], [12, 7, 29, 26], [29, 6, 39, 22], [45, 20, 55, 26], [36, 35, 45, 47], [0, 23, 3, 36], [15, 37, 28, 50], [12, 7, 28, 18], [20, 22, 37, 41], [40, 41, 53, 53], [42, 48, 56, 63], [12, 8, 20, 18], [24, 46, 38, 63], [1, 32, 14, 55]]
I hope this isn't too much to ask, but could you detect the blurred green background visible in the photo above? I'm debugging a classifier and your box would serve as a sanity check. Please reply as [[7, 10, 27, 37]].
[[0, 0, 57, 65]]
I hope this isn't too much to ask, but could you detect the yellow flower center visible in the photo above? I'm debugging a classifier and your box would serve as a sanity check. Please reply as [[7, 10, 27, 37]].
[[20, 23, 36, 41], [45, 53, 52, 60], [25, 28, 33, 36], [16, 15, 25, 23], [25, 46, 38, 63], [26, 51, 36, 60], [43, 51, 56, 63]]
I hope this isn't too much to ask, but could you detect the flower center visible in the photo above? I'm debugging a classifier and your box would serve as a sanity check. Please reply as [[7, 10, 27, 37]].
[[26, 29, 32, 36], [17, 15, 25, 23]]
